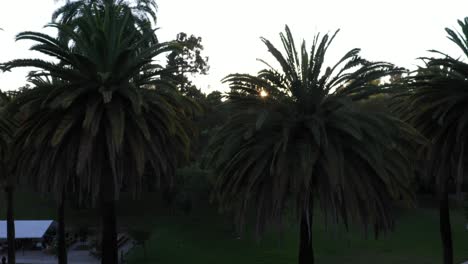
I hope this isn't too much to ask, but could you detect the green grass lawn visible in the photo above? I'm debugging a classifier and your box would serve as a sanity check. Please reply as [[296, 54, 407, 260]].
[[126, 206, 468, 264], [1, 190, 468, 264]]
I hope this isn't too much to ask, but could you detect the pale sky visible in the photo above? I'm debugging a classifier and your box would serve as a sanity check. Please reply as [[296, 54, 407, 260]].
[[1, 0, 468, 93]]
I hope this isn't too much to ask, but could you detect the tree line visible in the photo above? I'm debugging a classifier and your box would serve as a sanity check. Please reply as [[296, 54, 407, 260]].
[[0, 1, 467, 264]]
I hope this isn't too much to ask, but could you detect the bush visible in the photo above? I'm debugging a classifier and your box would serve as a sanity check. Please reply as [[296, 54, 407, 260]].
[[162, 165, 213, 214]]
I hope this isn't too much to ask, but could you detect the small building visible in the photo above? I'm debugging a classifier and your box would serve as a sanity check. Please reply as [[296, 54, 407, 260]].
[[0, 221, 54, 251]]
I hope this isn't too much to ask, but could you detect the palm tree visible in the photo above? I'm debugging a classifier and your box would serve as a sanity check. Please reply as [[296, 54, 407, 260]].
[[0, 92, 17, 264], [52, 0, 158, 45], [11, 77, 70, 264], [53, 0, 157, 24], [396, 17, 468, 264], [3, 3, 193, 263], [206, 26, 422, 264]]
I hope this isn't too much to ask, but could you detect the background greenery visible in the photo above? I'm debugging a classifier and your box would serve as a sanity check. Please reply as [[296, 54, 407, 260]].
[[2, 190, 467, 264]]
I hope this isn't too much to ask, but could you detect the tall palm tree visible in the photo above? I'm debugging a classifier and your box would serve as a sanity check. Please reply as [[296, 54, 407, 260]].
[[52, 0, 158, 45], [3, 3, 193, 263], [396, 17, 468, 264], [12, 77, 70, 264], [0, 91, 17, 264], [53, 0, 157, 24], [206, 26, 422, 264], [1, 27, 19, 264]]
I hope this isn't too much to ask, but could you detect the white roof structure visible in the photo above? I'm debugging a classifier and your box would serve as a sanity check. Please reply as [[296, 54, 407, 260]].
[[0, 220, 53, 239]]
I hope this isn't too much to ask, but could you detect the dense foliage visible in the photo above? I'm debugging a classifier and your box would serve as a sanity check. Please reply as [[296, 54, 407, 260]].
[[1, 1, 468, 263], [395, 18, 468, 264], [205, 26, 423, 264]]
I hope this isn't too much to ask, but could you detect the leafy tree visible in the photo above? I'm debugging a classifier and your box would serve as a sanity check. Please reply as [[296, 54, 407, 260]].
[[199, 90, 223, 132], [160, 89, 223, 212], [395, 17, 468, 264], [161, 90, 223, 210], [162, 32, 210, 161], [2, 3, 193, 263], [162, 32, 209, 98], [206, 26, 422, 264]]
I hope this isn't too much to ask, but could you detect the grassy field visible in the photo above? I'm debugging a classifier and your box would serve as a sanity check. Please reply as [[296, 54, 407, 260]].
[[126, 206, 468, 264], [1, 190, 468, 264]]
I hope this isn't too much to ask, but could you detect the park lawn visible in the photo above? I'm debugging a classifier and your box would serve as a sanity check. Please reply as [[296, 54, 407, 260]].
[[1, 189, 468, 264], [126, 206, 468, 264]]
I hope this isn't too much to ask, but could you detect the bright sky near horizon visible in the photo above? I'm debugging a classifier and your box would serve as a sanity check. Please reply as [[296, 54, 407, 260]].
[[0, 0, 468, 93]]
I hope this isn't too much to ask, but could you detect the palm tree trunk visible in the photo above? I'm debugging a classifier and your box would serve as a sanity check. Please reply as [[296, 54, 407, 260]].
[[298, 206, 314, 264], [101, 198, 118, 264], [5, 186, 15, 264], [440, 185, 453, 264], [57, 192, 67, 264]]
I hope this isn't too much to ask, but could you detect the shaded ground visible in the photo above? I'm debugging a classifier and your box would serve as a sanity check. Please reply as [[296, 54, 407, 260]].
[[2, 189, 468, 264], [14, 250, 98, 264], [0, 189, 160, 229]]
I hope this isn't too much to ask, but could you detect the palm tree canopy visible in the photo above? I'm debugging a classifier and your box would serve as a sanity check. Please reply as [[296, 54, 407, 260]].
[[396, 17, 468, 190], [52, 0, 158, 48], [206, 26, 422, 236], [53, 0, 157, 25], [2, 3, 194, 203]]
